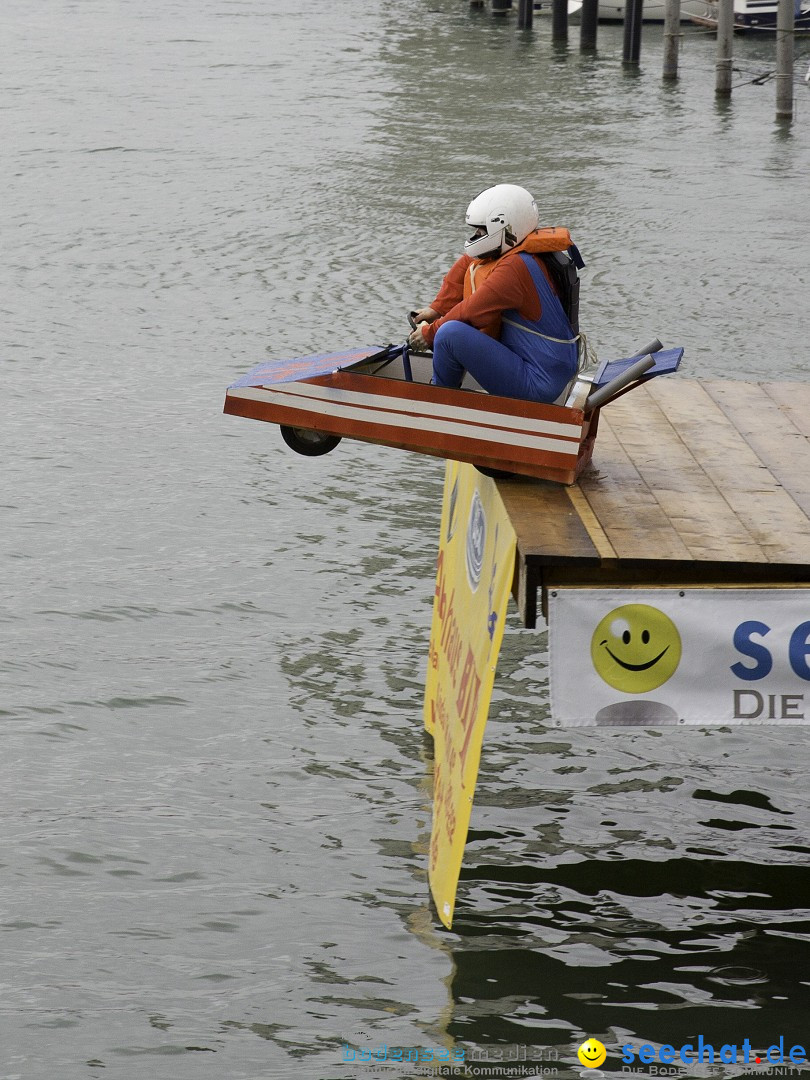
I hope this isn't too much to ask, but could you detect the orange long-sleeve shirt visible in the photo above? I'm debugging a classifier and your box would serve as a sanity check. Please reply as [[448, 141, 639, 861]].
[[422, 250, 555, 348]]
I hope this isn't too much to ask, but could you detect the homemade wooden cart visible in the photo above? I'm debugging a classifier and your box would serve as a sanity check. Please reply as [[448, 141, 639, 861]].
[[223, 341, 682, 485]]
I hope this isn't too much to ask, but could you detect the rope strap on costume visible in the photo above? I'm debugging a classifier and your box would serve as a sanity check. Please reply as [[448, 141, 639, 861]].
[[576, 331, 598, 374], [501, 317, 597, 374], [501, 316, 577, 345]]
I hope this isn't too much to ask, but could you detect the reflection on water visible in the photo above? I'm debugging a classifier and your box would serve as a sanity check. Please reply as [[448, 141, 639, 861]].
[[2, 0, 809, 1077]]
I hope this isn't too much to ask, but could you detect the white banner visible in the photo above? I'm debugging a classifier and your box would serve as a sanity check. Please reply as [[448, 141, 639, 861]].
[[549, 588, 810, 726]]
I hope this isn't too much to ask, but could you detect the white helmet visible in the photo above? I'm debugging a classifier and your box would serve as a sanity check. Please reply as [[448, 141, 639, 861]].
[[464, 184, 540, 259]]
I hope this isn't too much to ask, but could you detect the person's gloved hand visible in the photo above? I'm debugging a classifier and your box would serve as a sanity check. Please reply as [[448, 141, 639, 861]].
[[408, 322, 430, 353]]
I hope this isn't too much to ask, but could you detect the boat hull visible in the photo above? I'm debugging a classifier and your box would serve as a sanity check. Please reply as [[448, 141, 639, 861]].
[[534, 0, 708, 18], [594, 0, 715, 19]]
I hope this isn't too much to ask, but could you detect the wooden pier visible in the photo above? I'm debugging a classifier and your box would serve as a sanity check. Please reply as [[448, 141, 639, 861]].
[[498, 378, 810, 628]]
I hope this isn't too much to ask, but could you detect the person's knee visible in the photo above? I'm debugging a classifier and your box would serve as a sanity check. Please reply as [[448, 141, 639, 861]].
[[434, 321, 460, 350], [431, 322, 468, 387]]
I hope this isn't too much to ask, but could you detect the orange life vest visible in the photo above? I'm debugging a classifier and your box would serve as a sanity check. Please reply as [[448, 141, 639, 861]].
[[463, 227, 574, 298]]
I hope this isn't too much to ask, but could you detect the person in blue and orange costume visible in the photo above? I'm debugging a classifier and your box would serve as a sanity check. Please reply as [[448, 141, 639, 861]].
[[408, 184, 580, 404]]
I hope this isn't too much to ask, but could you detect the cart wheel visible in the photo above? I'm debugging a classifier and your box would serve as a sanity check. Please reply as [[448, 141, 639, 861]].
[[280, 426, 342, 457]]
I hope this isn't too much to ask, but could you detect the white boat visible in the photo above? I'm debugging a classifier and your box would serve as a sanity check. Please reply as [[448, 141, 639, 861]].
[[688, 0, 810, 30], [594, 0, 719, 20], [532, 0, 584, 15], [532, 0, 712, 19]]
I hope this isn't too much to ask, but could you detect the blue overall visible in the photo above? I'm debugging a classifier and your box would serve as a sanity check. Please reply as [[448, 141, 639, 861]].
[[432, 253, 578, 403]]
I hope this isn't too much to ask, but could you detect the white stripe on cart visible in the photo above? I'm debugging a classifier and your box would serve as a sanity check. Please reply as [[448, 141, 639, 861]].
[[229, 385, 581, 458]]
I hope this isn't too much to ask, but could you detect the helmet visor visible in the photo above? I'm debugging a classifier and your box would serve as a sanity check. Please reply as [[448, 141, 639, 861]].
[[464, 222, 503, 258]]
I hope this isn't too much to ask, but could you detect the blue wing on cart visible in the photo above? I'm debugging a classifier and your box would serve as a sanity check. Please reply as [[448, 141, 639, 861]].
[[593, 348, 683, 388], [228, 346, 389, 388]]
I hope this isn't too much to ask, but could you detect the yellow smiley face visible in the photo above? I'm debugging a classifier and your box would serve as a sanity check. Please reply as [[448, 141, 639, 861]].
[[591, 603, 681, 693], [577, 1038, 607, 1068]]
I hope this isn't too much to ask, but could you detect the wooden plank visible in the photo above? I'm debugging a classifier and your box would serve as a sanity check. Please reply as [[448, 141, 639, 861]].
[[702, 379, 810, 515], [496, 479, 601, 563], [579, 411, 695, 562], [565, 486, 618, 561], [650, 379, 810, 563], [543, 562, 810, 589], [599, 383, 770, 563], [496, 479, 602, 629], [760, 381, 810, 440]]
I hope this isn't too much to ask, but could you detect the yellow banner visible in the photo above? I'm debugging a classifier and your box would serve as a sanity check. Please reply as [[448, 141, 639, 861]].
[[423, 462, 517, 928]]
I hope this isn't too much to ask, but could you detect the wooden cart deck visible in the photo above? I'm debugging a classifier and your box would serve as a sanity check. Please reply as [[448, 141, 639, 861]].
[[498, 378, 810, 627]]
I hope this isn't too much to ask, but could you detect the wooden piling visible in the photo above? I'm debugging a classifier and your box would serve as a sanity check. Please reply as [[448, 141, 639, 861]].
[[662, 0, 681, 78], [715, 0, 734, 95], [580, 0, 599, 49], [775, 0, 794, 119], [622, 0, 644, 64], [518, 0, 535, 28], [552, 0, 569, 40]]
